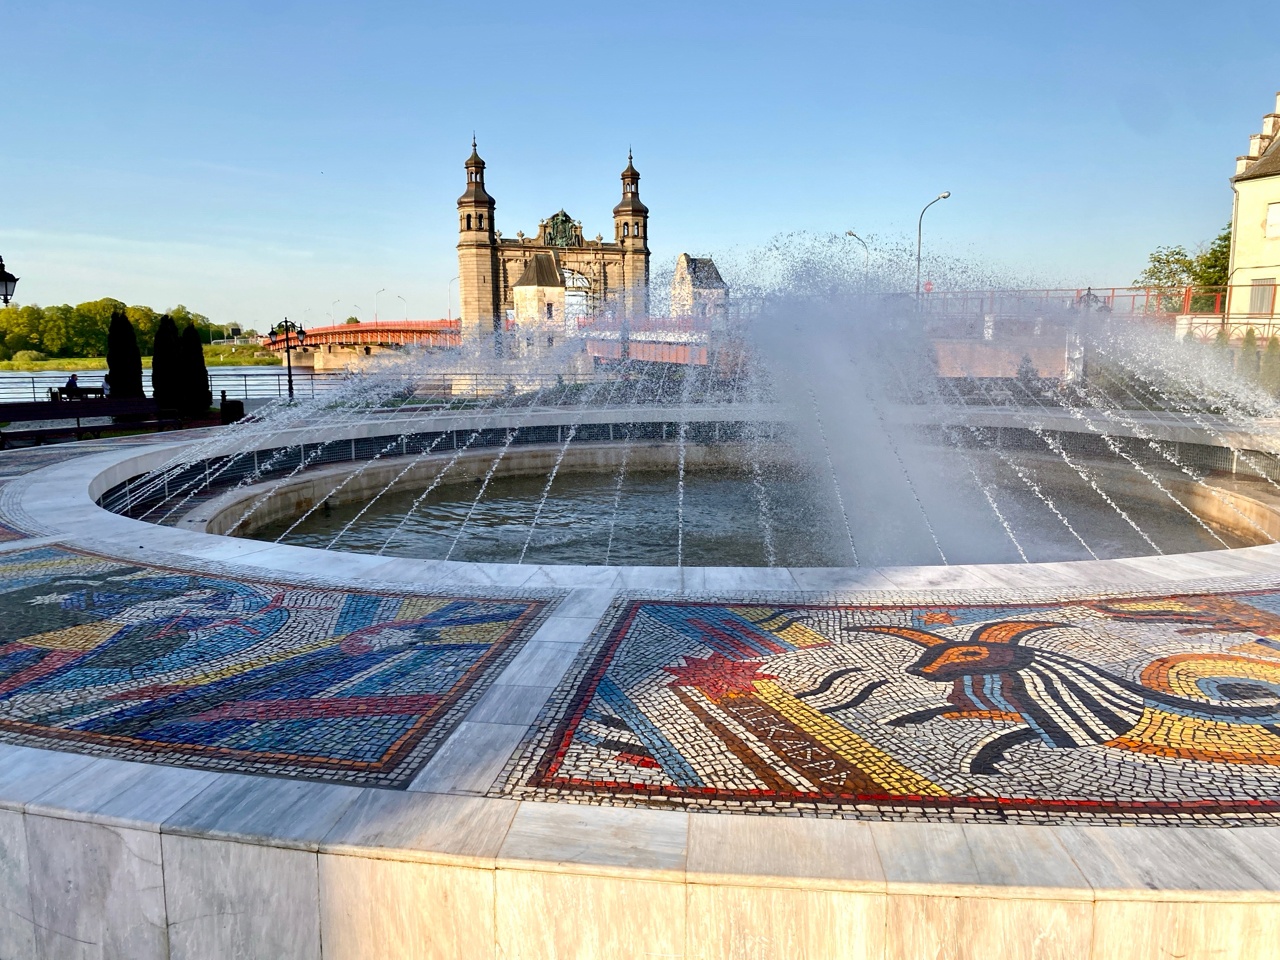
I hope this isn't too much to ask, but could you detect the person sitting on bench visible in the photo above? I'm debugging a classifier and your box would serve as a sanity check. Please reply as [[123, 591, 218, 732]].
[[63, 374, 82, 399]]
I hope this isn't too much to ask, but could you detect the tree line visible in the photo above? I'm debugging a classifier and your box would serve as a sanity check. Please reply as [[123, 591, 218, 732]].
[[0, 298, 222, 361], [107, 309, 212, 416]]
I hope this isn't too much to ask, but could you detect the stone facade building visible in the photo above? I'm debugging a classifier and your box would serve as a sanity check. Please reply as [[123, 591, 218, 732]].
[[670, 254, 728, 321], [456, 142, 651, 345], [1230, 92, 1280, 326]]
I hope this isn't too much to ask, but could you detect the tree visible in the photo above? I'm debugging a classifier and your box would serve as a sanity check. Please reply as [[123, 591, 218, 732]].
[[1134, 223, 1232, 313], [106, 309, 144, 399], [345, 316, 360, 324], [1134, 246, 1195, 291], [1262, 337, 1280, 395], [179, 323, 212, 416], [1192, 224, 1231, 288], [1240, 327, 1260, 378], [151, 315, 182, 411]]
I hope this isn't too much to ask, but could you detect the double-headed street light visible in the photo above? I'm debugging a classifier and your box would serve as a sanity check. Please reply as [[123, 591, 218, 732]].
[[0, 256, 18, 305], [268, 318, 306, 400], [916, 191, 951, 301]]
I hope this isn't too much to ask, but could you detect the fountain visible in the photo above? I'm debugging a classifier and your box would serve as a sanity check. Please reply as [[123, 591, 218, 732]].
[[12, 243, 1280, 960], [95, 260, 1280, 572]]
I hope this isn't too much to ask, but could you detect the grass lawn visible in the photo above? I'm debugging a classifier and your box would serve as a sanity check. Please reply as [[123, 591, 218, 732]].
[[0, 344, 281, 372]]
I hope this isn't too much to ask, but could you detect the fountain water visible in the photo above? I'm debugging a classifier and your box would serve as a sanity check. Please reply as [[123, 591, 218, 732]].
[[105, 242, 1280, 571]]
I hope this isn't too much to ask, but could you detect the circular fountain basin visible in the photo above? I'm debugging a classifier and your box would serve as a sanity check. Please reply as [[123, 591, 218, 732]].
[[243, 450, 1261, 566]]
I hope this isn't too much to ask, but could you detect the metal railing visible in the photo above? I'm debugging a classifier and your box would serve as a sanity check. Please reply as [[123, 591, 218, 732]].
[[0, 369, 350, 405]]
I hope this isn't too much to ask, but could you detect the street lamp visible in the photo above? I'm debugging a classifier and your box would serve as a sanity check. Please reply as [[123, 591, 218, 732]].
[[268, 318, 306, 400], [330, 299, 341, 323], [844, 230, 870, 285], [0, 256, 18, 305], [916, 192, 951, 302], [396, 294, 408, 321], [374, 288, 386, 322], [448, 276, 459, 321]]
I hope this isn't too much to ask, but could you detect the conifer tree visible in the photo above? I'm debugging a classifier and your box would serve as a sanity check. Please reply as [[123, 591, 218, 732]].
[[1213, 325, 1232, 371], [1240, 327, 1260, 379], [105, 309, 144, 399], [151, 314, 182, 411], [179, 323, 212, 416], [1261, 337, 1280, 396]]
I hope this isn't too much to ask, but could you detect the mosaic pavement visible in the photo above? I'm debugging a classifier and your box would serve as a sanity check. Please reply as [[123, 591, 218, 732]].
[[0, 546, 549, 787], [497, 595, 1280, 823]]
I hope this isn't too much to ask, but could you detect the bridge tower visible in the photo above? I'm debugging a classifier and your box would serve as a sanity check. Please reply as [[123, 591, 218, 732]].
[[612, 151, 650, 318], [456, 138, 500, 342]]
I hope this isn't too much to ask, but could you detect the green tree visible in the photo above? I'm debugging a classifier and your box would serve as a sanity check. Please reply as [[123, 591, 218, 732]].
[[179, 323, 212, 416], [1191, 224, 1231, 288], [1134, 222, 1233, 313], [1134, 246, 1195, 291], [151, 315, 182, 410], [126, 305, 160, 353], [1213, 324, 1232, 370], [106, 309, 144, 399], [1262, 337, 1280, 395], [1240, 327, 1260, 378], [70, 299, 124, 357], [345, 316, 360, 324], [0, 304, 44, 358]]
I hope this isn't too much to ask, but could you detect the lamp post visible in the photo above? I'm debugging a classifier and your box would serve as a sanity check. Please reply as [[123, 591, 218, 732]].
[[448, 276, 459, 321], [396, 294, 408, 321], [916, 192, 951, 302], [268, 318, 306, 400], [844, 230, 870, 286], [374, 288, 386, 322], [0, 256, 18, 305], [330, 299, 341, 323]]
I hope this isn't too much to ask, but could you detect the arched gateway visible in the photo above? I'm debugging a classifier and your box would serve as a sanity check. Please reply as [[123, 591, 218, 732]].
[[456, 141, 651, 343]]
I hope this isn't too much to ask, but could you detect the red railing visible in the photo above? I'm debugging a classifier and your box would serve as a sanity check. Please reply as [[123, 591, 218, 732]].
[[918, 284, 1279, 322]]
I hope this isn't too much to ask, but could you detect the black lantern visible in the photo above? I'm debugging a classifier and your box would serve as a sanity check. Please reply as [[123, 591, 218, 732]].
[[0, 256, 18, 306], [269, 317, 306, 400]]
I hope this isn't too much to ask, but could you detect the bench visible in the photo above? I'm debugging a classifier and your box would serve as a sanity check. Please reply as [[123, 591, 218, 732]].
[[48, 386, 106, 402], [0, 399, 176, 449]]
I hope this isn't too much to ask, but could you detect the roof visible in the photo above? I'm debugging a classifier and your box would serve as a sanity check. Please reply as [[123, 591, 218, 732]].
[[684, 256, 727, 289], [1236, 135, 1280, 182], [513, 253, 564, 288]]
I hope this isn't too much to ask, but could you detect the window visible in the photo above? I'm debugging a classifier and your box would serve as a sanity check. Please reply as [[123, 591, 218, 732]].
[[1268, 203, 1280, 239], [622, 223, 629, 237], [546, 303, 553, 319], [466, 214, 472, 230], [1250, 278, 1277, 315]]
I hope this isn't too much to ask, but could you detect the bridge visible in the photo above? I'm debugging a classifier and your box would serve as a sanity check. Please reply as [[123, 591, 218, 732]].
[[259, 284, 1280, 369]]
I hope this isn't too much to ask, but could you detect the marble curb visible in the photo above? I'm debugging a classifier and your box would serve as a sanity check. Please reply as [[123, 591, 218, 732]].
[[6, 742, 1280, 905], [15, 436, 1280, 601]]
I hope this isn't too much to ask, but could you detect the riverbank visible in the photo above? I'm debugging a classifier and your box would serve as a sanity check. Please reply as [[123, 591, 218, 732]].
[[0, 344, 281, 372]]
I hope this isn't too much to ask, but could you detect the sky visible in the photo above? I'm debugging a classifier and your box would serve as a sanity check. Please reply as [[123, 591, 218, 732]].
[[2, 0, 1277, 329]]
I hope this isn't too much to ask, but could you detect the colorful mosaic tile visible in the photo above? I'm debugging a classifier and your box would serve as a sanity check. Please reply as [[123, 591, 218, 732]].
[[0, 546, 549, 786], [497, 594, 1280, 823]]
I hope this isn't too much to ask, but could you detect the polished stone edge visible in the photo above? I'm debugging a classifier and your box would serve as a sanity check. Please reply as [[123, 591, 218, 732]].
[[1, 743, 1279, 905], [15, 437, 1280, 601]]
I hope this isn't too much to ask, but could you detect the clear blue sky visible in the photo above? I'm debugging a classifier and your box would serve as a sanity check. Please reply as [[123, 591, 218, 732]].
[[2, 0, 1276, 328]]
